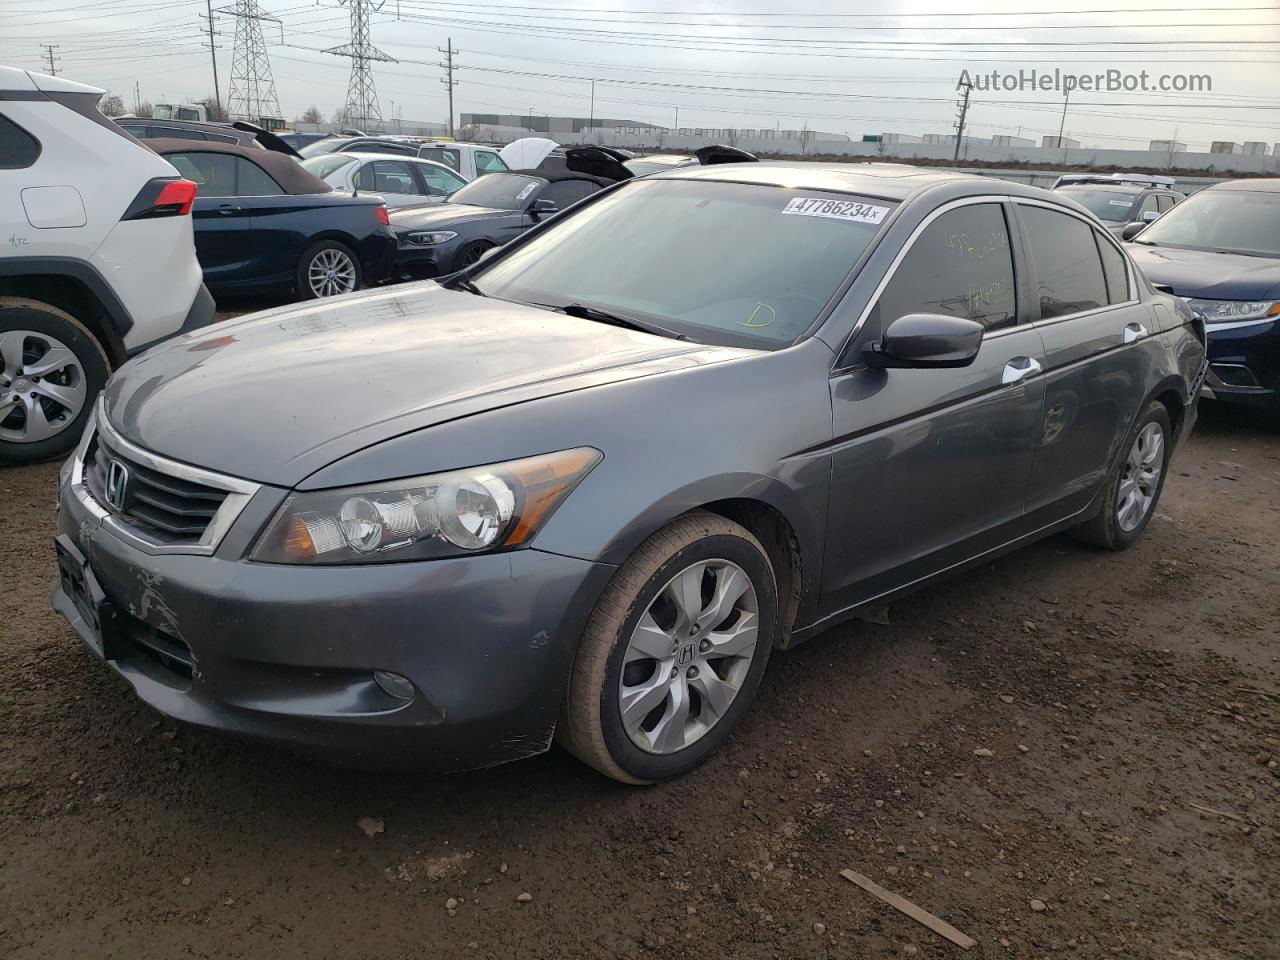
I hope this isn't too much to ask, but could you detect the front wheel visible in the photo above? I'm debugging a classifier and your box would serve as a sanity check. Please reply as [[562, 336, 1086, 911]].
[[1073, 400, 1173, 550], [296, 240, 361, 300], [452, 240, 494, 273], [0, 298, 109, 466], [558, 512, 778, 784]]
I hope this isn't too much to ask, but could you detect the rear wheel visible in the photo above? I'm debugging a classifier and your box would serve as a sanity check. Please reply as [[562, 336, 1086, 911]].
[[1073, 400, 1172, 550], [0, 298, 109, 466], [559, 512, 778, 784], [297, 240, 361, 300]]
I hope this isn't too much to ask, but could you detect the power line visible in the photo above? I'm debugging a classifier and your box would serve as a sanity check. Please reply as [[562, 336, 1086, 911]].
[[325, 0, 396, 133], [218, 0, 283, 121]]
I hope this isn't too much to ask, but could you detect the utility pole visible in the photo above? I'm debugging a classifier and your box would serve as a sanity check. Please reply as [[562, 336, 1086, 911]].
[[588, 78, 595, 140], [1057, 87, 1071, 147], [217, 0, 282, 122], [438, 38, 457, 139], [953, 76, 973, 162], [673, 106, 678, 133], [325, 0, 396, 134], [40, 44, 60, 76], [200, 0, 222, 118]]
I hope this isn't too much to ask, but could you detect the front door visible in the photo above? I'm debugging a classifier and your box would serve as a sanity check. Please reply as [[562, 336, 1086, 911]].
[[821, 200, 1047, 615], [1014, 202, 1156, 526], [168, 151, 256, 284]]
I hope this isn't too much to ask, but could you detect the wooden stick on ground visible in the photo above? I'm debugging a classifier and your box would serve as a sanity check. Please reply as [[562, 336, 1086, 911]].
[[1188, 802, 1245, 822], [840, 868, 977, 950]]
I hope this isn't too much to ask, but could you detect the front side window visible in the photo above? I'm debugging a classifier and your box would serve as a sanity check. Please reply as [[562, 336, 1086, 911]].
[[0, 112, 41, 169], [1137, 194, 1160, 219], [416, 163, 467, 196], [448, 174, 546, 210], [1135, 188, 1280, 258], [1020, 205, 1109, 319], [541, 179, 600, 208], [872, 203, 1017, 332], [475, 179, 895, 347], [354, 159, 418, 195], [473, 150, 508, 174], [164, 151, 235, 197], [236, 158, 284, 196], [1156, 194, 1175, 213]]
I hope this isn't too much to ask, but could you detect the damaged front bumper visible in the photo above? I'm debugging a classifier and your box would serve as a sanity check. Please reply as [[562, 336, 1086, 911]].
[[51, 432, 613, 771]]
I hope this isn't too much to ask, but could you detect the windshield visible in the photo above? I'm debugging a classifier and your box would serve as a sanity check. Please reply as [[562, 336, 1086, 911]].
[[448, 174, 545, 209], [626, 159, 686, 177], [1058, 188, 1138, 222], [1134, 188, 1280, 257], [474, 179, 895, 347], [300, 154, 355, 179], [299, 138, 345, 158]]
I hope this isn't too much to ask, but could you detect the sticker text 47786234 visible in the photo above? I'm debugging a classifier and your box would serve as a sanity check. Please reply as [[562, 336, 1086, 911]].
[[782, 197, 890, 225]]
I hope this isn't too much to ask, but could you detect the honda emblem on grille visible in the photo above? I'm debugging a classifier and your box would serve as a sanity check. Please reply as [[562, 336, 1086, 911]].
[[104, 459, 130, 511]]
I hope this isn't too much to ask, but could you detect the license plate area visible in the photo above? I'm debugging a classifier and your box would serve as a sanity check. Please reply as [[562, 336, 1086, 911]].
[[55, 534, 122, 659]]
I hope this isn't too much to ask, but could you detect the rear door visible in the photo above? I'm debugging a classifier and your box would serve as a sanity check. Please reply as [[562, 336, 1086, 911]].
[[822, 198, 1048, 613], [164, 150, 255, 284], [1015, 201, 1155, 526]]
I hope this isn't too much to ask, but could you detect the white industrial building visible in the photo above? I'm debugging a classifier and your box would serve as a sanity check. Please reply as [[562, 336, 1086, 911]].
[[1149, 140, 1187, 152], [1242, 141, 1271, 156], [1042, 136, 1082, 149], [992, 135, 1036, 147], [1210, 141, 1243, 154]]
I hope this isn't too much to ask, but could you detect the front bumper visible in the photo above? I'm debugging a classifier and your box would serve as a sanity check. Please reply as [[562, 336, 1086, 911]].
[[1201, 316, 1280, 409], [395, 236, 466, 280], [52, 451, 613, 770], [356, 228, 400, 286]]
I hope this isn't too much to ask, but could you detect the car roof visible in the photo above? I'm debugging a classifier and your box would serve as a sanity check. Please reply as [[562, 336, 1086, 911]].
[[1058, 183, 1145, 194], [1209, 178, 1280, 193], [628, 154, 692, 165], [145, 138, 333, 195], [343, 152, 459, 170]]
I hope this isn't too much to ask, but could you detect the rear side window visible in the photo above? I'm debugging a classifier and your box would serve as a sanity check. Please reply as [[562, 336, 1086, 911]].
[[1095, 234, 1130, 304], [541, 178, 600, 208], [1020, 206, 1109, 319], [420, 147, 460, 170], [474, 150, 507, 174], [236, 158, 284, 196], [165, 151, 236, 197], [1156, 194, 1175, 213], [417, 163, 467, 196], [873, 202, 1017, 331], [0, 112, 41, 169]]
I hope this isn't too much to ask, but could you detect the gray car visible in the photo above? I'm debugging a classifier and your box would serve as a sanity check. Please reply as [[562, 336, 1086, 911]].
[[52, 163, 1207, 783]]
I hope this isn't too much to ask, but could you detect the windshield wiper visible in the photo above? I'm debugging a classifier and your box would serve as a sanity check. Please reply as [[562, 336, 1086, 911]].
[[549, 302, 687, 340], [448, 276, 487, 296]]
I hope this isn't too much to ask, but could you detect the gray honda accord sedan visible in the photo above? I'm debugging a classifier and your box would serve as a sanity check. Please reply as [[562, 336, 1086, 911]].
[[52, 163, 1207, 783]]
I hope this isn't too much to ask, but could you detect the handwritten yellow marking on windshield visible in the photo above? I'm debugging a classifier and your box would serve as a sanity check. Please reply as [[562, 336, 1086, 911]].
[[739, 302, 777, 327]]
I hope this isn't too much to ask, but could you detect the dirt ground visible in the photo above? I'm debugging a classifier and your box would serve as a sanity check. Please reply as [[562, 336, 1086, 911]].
[[1, 400, 1276, 960]]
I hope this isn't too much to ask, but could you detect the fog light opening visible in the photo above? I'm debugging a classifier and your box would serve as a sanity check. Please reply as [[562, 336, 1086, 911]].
[[373, 670, 415, 701]]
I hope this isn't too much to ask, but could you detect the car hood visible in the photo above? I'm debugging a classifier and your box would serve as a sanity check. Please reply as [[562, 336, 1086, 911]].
[[499, 137, 559, 169], [103, 284, 751, 487], [1126, 244, 1280, 299], [390, 203, 512, 232]]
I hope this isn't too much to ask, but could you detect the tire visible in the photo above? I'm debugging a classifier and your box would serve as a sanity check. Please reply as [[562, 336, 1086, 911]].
[[452, 241, 494, 273], [296, 240, 361, 300], [0, 298, 110, 467], [1073, 400, 1173, 550], [558, 512, 778, 784]]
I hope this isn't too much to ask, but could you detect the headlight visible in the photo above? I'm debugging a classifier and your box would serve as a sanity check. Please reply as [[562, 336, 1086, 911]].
[[405, 230, 458, 245], [252, 448, 601, 565], [1184, 299, 1280, 323]]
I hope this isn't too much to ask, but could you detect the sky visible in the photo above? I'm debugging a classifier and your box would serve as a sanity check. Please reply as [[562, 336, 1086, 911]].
[[3, 0, 1279, 150]]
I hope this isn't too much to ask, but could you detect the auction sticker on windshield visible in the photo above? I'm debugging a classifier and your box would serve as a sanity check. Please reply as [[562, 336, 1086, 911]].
[[782, 197, 889, 224]]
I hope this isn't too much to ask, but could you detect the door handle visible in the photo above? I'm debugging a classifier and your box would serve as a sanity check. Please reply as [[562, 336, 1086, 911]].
[[1123, 321, 1149, 344], [1002, 356, 1043, 385], [216, 204, 241, 215]]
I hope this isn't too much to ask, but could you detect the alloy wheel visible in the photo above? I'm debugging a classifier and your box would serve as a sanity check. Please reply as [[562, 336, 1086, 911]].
[[618, 559, 759, 755], [1116, 421, 1165, 532], [0, 329, 87, 444], [307, 248, 358, 298]]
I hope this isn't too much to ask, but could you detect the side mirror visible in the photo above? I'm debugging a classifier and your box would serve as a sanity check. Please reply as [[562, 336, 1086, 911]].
[[1121, 221, 1146, 241], [1141, 210, 1161, 222], [530, 198, 558, 217], [863, 313, 985, 370]]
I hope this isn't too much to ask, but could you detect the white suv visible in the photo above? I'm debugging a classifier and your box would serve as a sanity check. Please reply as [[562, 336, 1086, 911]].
[[0, 66, 213, 465]]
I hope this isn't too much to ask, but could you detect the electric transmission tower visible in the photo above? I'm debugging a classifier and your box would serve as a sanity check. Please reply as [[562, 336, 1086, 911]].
[[325, 0, 396, 134], [217, 0, 282, 122]]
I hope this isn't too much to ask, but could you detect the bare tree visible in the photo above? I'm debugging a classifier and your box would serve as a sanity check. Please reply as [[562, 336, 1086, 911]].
[[301, 105, 323, 124], [100, 94, 125, 117], [198, 97, 227, 122], [136, 101, 153, 118]]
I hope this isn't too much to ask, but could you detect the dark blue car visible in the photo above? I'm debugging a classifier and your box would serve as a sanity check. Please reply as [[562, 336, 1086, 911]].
[[148, 139, 397, 300], [1125, 178, 1280, 425]]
